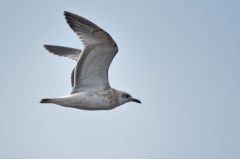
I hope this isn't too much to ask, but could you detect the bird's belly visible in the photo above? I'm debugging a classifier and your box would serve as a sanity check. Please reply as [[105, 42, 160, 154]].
[[60, 92, 116, 110]]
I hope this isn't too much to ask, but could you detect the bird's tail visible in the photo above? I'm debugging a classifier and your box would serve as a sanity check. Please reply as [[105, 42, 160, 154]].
[[40, 98, 53, 104]]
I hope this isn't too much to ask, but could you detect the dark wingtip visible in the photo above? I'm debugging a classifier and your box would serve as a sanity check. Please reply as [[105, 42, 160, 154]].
[[64, 11, 69, 16], [43, 45, 56, 53], [43, 44, 52, 51], [64, 11, 69, 14], [64, 11, 75, 18], [43, 44, 48, 48]]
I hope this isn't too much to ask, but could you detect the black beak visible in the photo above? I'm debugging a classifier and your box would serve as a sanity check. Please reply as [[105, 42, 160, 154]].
[[131, 98, 141, 104]]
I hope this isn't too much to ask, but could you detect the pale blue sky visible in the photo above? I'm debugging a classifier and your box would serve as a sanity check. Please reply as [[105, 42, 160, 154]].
[[0, 0, 239, 159]]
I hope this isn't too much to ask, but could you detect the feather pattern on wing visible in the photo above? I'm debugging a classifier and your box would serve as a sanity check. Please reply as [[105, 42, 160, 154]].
[[44, 45, 81, 61], [64, 11, 118, 93]]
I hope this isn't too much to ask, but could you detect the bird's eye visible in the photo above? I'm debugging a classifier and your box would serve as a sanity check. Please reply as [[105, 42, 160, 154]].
[[124, 94, 130, 98]]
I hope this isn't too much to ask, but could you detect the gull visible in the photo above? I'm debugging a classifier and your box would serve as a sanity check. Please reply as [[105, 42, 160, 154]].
[[40, 11, 141, 110]]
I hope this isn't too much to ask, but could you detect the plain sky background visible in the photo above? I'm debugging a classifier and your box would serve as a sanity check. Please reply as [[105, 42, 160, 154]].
[[0, 0, 239, 159]]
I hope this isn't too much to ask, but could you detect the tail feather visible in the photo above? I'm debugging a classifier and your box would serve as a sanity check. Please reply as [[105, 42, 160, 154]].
[[40, 98, 52, 104]]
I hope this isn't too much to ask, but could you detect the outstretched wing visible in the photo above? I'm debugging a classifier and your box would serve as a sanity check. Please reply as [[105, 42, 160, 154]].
[[44, 45, 81, 87], [44, 45, 81, 61], [64, 11, 118, 93]]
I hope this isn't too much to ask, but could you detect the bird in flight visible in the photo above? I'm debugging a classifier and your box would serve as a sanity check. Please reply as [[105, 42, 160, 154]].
[[40, 11, 141, 110]]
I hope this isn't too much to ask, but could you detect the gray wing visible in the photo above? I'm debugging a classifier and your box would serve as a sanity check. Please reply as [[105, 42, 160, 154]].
[[64, 11, 118, 93], [44, 45, 81, 61], [44, 45, 81, 87], [71, 68, 75, 87]]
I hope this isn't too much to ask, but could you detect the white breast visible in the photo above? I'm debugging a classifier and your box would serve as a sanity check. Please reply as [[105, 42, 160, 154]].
[[55, 91, 117, 110]]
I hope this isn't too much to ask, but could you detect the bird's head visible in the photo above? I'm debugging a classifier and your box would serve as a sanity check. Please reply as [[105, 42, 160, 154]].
[[118, 91, 141, 105]]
